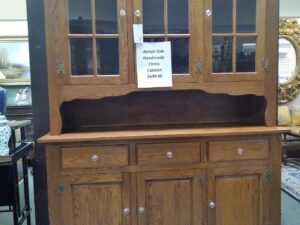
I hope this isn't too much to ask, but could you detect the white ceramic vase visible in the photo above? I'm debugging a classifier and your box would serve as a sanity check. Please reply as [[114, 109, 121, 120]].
[[0, 114, 11, 156]]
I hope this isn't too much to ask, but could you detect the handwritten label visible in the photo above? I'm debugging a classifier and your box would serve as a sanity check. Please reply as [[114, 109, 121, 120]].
[[136, 42, 172, 88]]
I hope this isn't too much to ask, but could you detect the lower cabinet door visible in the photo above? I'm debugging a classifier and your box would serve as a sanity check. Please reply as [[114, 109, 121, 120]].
[[137, 169, 206, 225], [60, 173, 130, 225], [207, 166, 271, 225]]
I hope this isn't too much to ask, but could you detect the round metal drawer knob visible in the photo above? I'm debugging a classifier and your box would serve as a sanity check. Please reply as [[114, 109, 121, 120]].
[[209, 201, 216, 209], [123, 208, 130, 215], [138, 207, 145, 214], [135, 10, 141, 17], [120, 9, 126, 16], [205, 9, 212, 17], [237, 148, 244, 155], [166, 151, 174, 159], [91, 154, 100, 161]]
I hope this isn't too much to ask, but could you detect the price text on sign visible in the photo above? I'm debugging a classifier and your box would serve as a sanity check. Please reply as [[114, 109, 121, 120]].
[[136, 42, 172, 88]]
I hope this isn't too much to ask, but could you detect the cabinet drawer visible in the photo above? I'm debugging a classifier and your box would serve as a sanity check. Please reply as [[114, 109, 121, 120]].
[[61, 146, 128, 169], [208, 139, 269, 162], [137, 142, 200, 166]]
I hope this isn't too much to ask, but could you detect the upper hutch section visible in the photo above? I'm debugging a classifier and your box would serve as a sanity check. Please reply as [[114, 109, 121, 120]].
[[44, 0, 278, 133]]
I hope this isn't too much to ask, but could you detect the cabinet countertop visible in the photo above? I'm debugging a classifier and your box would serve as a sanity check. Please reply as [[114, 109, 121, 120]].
[[38, 126, 289, 144]]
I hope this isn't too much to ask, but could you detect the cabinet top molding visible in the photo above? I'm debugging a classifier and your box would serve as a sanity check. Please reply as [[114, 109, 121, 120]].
[[38, 126, 288, 144]]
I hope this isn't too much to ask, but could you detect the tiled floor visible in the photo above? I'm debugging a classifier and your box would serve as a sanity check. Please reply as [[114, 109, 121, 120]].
[[281, 191, 300, 225]]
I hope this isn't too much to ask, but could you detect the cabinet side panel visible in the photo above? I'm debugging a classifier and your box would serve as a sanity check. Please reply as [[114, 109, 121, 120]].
[[269, 134, 281, 225], [264, 0, 279, 126], [44, 0, 68, 134], [46, 145, 63, 225]]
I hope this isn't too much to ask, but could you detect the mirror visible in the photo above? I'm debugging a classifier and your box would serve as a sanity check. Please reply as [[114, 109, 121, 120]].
[[278, 38, 296, 83], [278, 18, 300, 103]]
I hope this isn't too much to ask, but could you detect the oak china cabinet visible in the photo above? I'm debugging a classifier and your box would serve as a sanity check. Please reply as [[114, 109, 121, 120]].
[[39, 0, 283, 225]]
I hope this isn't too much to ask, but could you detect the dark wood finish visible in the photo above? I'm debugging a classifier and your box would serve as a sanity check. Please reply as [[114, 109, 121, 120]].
[[60, 91, 267, 132], [27, 0, 50, 223]]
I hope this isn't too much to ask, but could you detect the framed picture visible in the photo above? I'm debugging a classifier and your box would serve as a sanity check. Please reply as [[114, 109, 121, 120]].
[[0, 20, 30, 85], [0, 38, 30, 84]]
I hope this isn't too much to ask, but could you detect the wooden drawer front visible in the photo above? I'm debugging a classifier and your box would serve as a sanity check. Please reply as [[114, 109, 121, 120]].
[[208, 139, 269, 162], [137, 142, 200, 166], [61, 146, 128, 169]]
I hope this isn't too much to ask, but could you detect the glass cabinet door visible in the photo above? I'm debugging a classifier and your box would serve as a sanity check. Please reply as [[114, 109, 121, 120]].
[[135, 0, 203, 83], [67, 0, 128, 84], [205, 0, 265, 81]]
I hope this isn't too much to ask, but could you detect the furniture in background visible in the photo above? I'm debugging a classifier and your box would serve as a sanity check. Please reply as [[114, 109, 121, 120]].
[[278, 105, 300, 164], [0, 120, 33, 225], [282, 132, 300, 165], [278, 18, 300, 104], [40, 1, 282, 225], [277, 18, 300, 165], [0, 87, 7, 114], [6, 106, 34, 160]]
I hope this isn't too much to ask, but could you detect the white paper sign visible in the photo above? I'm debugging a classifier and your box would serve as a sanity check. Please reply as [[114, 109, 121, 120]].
[[136, 42, 173, 88], [133, 24, 143, 43]]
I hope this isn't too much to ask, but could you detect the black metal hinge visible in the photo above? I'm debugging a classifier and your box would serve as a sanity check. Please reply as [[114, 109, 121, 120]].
[[198, 175, 206, 186], [195, 61, 203, 74], [262, 58, 269, 72], [267, 171, 273, 182], [57, 181, 66, 194], [56, 61, 65, 76]]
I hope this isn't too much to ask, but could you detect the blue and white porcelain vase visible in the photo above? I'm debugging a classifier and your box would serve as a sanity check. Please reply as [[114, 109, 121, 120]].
[[0, 114, 11, 156]]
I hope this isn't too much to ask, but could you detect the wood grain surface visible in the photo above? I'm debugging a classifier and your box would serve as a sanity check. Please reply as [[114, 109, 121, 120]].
[[208, 139, 269, 162], [137, 142, 200, 165], [39, 126, 288, 143], [61, 145, 129, 168]]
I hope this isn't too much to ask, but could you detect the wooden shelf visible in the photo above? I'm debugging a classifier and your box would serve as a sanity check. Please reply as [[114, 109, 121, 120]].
[[38, 126, 288, 144]]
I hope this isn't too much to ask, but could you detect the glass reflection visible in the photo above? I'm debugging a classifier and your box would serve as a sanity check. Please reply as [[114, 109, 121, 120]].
[[278, 38, 297, 83], [237, 0, 256, 33], [97, 39, 119, 75], [212, 37, 233, 73], [212, 0, 233, 33], [69, 0, 92, 34], [143, 0, 164, 34], [236, 37, 256, 72], [96, 0, 118, 34], [170, 38, 189, 73], [168, 0, 188, 34], [70, 39, 93, 75]]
